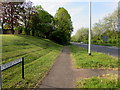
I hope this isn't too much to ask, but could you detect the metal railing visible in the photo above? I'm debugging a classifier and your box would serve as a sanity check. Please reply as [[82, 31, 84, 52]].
[[1, 57, 25, 79]]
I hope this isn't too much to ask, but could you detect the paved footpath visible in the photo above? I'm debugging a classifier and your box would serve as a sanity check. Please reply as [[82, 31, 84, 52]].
[[36, 46, 118, 88]]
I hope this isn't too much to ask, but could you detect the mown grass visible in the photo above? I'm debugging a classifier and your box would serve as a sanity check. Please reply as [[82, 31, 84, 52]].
[[76, 74, 119, 88], [92, 43, 120, 47], [69, 45, 118, 69], [1, 35, 63, 88]]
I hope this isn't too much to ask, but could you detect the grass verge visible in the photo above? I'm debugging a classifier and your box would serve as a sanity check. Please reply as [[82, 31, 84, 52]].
[[2, 35, 63, 88], [76, 74, 119, 88], [69, 45, 118, 69], [92, 43, 120, 47]]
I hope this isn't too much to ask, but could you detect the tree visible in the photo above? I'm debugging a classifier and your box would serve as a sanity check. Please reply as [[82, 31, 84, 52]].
[[29, 5, 54, 38], [51, 7, 73, 45], [91, 9, 119, 45], [1, 1, 24, 34], [36, 6, 54, 38], [72, 27, 88, 43], [20, 1, 34, 35]]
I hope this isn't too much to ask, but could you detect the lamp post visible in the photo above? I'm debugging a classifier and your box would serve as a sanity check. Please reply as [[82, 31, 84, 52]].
[[118, 1, 120, 31], [88, 0, 91, 55]]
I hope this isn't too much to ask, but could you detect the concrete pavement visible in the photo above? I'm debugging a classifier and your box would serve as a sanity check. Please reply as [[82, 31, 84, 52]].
[[36, 46, 118, 88]]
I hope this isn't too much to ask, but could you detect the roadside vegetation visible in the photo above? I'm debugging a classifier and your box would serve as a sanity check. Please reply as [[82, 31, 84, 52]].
[[76, 74, 119, 88], [2, 35, 63, 88], [1, 0, 73, 88], [69, 45, 118, 69], [71, 9, 120, 47], [1, 1, 119, 89], [1, 1, 73, 45]]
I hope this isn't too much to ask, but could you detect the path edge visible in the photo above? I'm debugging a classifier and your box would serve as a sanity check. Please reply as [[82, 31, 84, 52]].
[[35, 46, 64, 88]]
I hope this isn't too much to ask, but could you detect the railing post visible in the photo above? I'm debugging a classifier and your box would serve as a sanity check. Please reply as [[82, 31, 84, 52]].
[[22, 57, 24, 79], [0, 66, 2, 89]]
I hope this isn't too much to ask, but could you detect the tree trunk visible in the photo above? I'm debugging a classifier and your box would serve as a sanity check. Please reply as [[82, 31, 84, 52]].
[[11, 24, 14, 34], [11, 3, 14, 34], [32, 30, 35, 36]]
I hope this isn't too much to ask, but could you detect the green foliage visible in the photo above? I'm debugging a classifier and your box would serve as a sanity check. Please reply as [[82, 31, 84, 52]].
[[71, 27, 88, 43], [2, 2, 73, 45], [2, 35, 63, 88], [24, 6, 74, 45], [3, 24, 12, 30], [1, 2, 24, 34], [71, 9, 119, 47], [29, 5, 54, 38], [92, 10, 119, 47], [76, 74, 119, 88], [50, 7, 73, 45], [71, 35, 77, 42], [69, 45, 118, 69]]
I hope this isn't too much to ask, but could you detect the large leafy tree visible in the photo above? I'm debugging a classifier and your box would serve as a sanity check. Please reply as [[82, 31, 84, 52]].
[[37, 6, 54, 38], [29, 5, 54, 38], [71, 27, 88, 43], [51, 7, 73, 45], [1, 1, 24, 34], [72, 9, 119, 46], [20, 1, 34, 35], [92, 9, 119, 44]]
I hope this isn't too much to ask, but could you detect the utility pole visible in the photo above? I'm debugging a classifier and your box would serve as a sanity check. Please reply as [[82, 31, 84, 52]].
[[88, 0, 91, 55], [118, 1, 120, 31]]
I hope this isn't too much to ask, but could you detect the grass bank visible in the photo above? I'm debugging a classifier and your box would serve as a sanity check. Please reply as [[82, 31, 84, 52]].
[[69, 45, 118, 69], [1, 35, 63, 88], [76, 74, 119, 88]]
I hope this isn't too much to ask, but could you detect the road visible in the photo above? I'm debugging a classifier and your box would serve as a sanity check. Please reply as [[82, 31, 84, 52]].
[[36, 46, 118, 88], [71, 42, 119, 58]]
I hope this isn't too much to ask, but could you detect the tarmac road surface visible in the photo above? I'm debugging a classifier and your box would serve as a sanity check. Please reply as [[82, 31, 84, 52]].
[[71, 42, 119, 58]]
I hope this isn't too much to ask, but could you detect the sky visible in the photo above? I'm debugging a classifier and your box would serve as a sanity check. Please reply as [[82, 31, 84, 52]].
[[28, 0, 119, 35]]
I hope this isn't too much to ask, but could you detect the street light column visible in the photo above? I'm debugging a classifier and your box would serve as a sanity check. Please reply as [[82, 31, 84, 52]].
[[88, 0, 91, 55]]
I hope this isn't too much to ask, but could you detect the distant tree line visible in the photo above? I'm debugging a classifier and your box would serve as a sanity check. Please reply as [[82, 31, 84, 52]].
[[0, 1, 73, 45], [71, 9, 120, 47]]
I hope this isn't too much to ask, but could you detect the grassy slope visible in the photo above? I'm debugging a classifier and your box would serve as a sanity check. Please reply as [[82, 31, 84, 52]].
[[76, 74, 119, 88], [69, 45, 118, 69], [1, 35, 63, 88]]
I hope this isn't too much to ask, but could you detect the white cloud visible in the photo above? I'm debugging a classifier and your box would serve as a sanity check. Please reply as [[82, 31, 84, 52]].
[[30, 0, 87, 35], [69, 6, 85, 16], [68, 5, 89, 35], [29, 0, 118, 36], [29, 0, 119, 3], [72, 15, 89, 35], [30, 0, 70, 16]]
